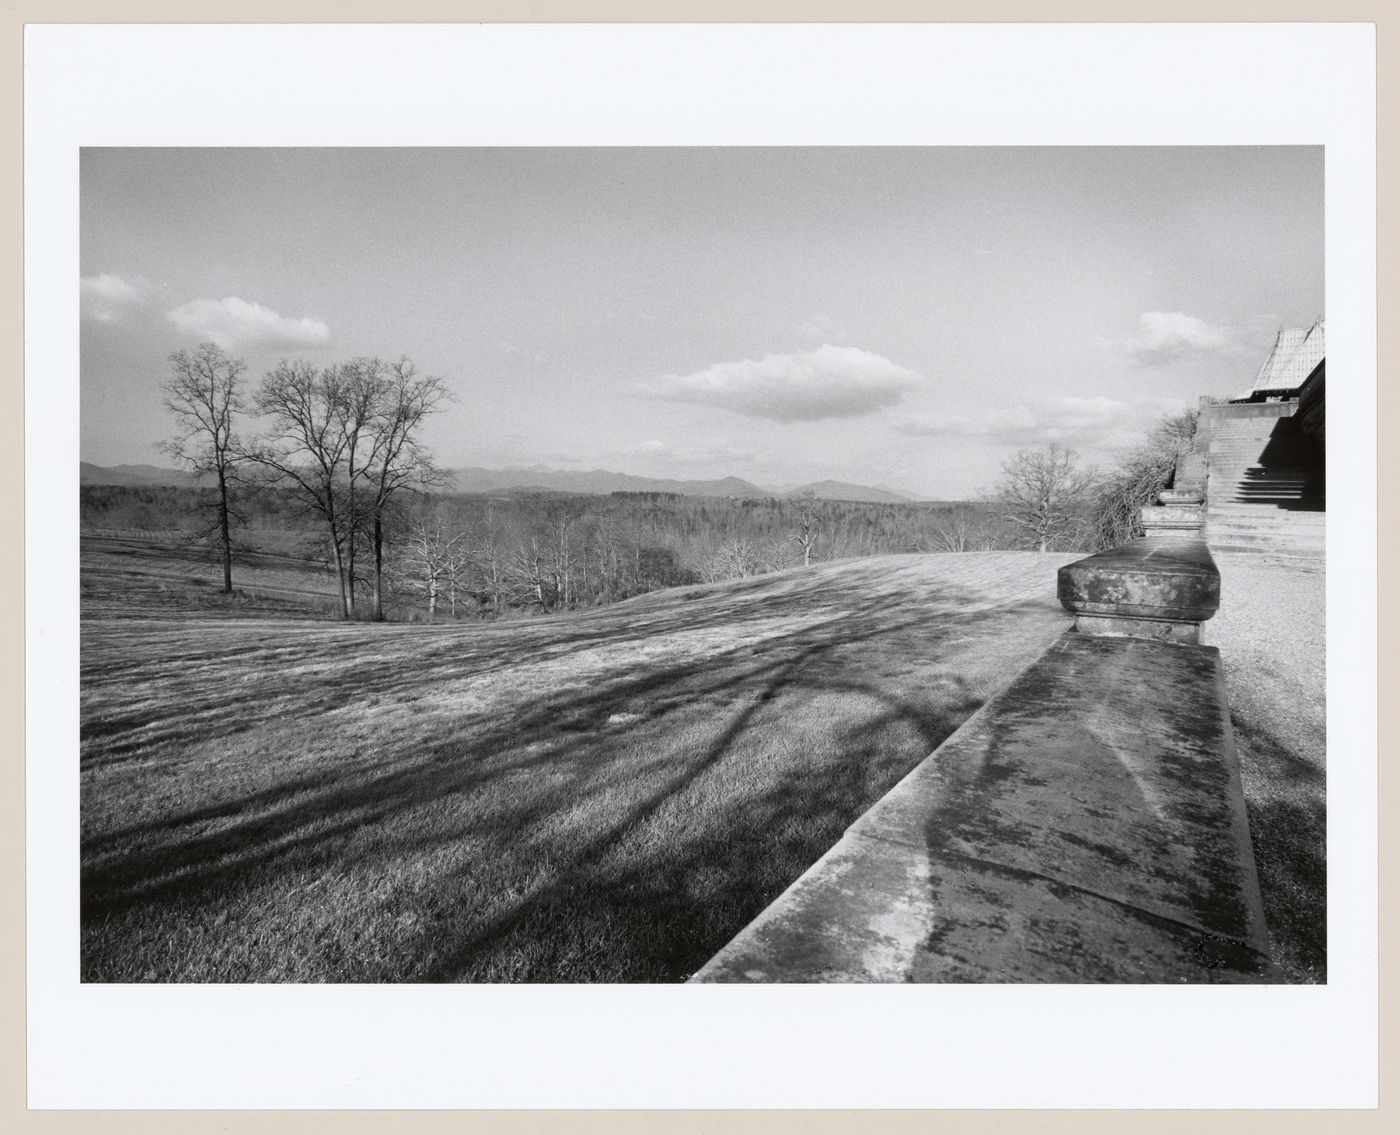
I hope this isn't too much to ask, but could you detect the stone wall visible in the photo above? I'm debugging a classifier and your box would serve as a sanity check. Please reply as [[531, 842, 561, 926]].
[[690, 531, 1272, 983]]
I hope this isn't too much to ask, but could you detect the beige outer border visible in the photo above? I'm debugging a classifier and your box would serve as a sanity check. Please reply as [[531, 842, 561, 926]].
[[2, 3, 1390, 1132]]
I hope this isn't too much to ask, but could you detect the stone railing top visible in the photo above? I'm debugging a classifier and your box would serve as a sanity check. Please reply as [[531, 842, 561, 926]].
[[690, 631, 1271, 983], [1058, 535, 1220, 625]]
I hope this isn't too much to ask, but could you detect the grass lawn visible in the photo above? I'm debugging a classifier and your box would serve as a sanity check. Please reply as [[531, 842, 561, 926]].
[[1208, 553, 1328, 983], [81, 548, 1077, 982]]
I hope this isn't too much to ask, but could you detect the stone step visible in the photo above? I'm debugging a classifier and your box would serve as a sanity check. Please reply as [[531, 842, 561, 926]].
[[1205, 515, 1326, 529], [1209, 544, 1324, 559], [1208, 454, 1319, 466], [1209, 456, 1314, 464], [1208, 448, 1317, 457], [1209, 472, 1322, 486], [1206, 510, 1326, 523], [1208, 520, 1326, 535], [1209, 455, 1317, 465], [1212, 481, 1320, 492], [1209, 456, 1318, 467], [1214, 496, 1323, 507], [1210, 468, 1316, 476], [1210, 475, 1317, 486], [1214, 485, 1319, 496], [1206, 534, 1325, 553], [1210, 551, 1325, 566], [1214, 488, 1323, 499], [1208, 502, 1326, 513]]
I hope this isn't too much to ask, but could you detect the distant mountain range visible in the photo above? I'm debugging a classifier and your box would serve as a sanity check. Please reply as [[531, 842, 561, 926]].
[[444, 465, 916, 503], [80, 461, 917, 504]]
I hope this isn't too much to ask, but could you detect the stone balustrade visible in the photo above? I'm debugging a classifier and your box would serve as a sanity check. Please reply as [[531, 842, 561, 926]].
[[690, 530, 1268, 984]]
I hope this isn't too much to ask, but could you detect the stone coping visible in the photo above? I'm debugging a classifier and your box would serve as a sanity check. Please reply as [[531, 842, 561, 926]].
[[1141, 504, 1206, 529], [1057, 536, 1220, 625], [1158, 488, 1204, 505], [690, 632, 1271, 983]]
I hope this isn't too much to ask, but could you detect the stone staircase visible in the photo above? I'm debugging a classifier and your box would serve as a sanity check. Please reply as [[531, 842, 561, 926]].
[[1203, 406, 1325, 558]]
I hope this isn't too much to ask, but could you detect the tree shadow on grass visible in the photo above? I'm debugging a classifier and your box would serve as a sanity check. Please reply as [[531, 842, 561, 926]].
[[1230, 712, 1326, 983], [81, 575, 1061, 982]]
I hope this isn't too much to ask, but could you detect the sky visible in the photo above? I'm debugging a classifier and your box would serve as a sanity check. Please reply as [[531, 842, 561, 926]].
[[80, 147, 1323, 498]]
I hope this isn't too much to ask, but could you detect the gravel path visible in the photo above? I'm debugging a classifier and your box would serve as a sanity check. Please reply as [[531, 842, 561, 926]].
[[1207, 552, 1326, 982]]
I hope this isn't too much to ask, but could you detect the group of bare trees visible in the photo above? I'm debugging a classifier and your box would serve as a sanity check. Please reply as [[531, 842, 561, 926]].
[[162, 342, 448, 619], [160, 339, 1196, 620], [990, 411, 1201, 554], [384, 499, 695, 620], [384, 490, 838, 620]]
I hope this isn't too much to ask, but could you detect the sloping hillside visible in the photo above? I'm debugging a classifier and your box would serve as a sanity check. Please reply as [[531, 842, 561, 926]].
[[80, 551, 1076, 982]]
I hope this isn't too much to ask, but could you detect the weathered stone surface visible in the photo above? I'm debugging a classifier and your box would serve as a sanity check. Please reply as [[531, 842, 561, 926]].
[[1159, 487, 1205, 505], [1140, 505, 1206, 541], [1073, 614, 1201, 644], [1173, 452, 1208, 492], [1057, 536, 1219, 623], [1141, 505, 1204, 527], [691, 632, 1270, 983]]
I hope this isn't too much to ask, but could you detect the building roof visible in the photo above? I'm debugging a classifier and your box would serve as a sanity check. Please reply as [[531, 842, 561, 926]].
[[1243, 320, 1325, 398]]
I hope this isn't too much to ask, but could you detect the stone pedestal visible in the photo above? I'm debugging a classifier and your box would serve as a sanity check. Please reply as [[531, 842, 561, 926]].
[[1141, 487, 1206, 541], [1057, 534, 1220, 645]]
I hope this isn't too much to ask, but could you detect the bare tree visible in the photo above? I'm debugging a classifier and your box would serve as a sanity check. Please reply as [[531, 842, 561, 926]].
[[248, 360, 360, 618], [161, 343, 246, 593], [699, 536, 760, 582], [924, 509, 980, 553], [508, 533, 551, 613], [758, 537, 798, 574], [994, 443, 1095, 552], [398, 522, 468, 622], [544, 503, 578, 610], [472, 504, 509, 616], [354, 357, 450, 620], [790, 492, 819, 567]]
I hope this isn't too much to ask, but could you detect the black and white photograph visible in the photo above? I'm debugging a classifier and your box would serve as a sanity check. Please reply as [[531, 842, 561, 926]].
[[23, 18, 1379, 1114], [77, 145, 1326, 985]]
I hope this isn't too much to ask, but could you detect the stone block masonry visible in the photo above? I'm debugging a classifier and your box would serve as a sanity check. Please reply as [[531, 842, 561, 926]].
[[1057, 535, 1219, 645]]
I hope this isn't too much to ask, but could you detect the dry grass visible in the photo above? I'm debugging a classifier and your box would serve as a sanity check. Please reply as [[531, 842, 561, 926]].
[[82, 547, 1078, 982]]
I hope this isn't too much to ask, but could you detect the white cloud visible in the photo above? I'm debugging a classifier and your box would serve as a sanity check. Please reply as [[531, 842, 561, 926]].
[[637, 345, 920, 422], [1104, 311, 1231, 366], [891, 395, 1189, 452], [80, 273, 158, 323], [165, 297, 330, 351]]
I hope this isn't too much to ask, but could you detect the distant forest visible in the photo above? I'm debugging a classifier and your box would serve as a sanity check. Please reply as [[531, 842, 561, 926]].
[[81, 483, 1032, 621]]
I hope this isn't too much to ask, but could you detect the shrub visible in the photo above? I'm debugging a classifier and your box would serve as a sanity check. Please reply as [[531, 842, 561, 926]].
[[1088, 411, 1198, 551]]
